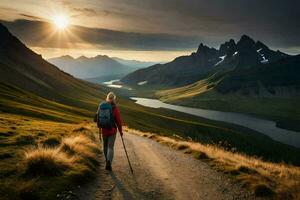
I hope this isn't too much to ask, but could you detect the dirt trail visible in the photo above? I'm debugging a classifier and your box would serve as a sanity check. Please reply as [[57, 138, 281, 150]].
[[80, 132, 262, 200]]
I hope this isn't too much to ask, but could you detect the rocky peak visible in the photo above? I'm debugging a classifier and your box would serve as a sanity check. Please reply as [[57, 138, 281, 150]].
[[237, 35, 256, 50], [196, 43, 218, 59], [219, 39, 237, 56], [196, 43, 211, 54]]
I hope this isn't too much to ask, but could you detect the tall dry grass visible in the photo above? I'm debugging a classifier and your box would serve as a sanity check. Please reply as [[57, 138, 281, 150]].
[[126, 127, 300, 199], [23, 125, 101, 177], [60, 134, 101, 169], [24, 148, 76, 175]]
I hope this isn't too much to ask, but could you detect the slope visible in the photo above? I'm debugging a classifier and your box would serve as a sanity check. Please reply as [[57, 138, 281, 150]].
[[0, 24, 110, 111]]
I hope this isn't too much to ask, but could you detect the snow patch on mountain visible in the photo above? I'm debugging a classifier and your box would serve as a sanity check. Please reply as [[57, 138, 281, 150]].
[[215, 55, 226, 66], [260, 54, 269, 64], [138, 81, 148, 85]]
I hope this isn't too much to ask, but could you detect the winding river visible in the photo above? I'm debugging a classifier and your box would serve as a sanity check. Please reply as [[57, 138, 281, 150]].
[[102, 79, 123, 88], [130, 97, 300, 148]]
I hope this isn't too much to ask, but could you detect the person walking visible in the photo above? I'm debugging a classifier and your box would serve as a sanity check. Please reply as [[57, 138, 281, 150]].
[[96, 92, 123, 171]]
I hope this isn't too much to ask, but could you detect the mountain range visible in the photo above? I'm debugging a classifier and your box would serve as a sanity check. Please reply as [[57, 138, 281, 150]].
[[48, 55, 153, 83], [121, 35, 295, 92], [112, 57, 157, 68]]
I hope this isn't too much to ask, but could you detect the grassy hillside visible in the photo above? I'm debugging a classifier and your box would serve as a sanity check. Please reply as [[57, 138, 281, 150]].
[[0, 82, 92, 122], [0, 113, 101, 200]]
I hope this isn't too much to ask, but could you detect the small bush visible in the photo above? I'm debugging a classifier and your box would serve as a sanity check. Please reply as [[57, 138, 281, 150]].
[[148, 134, 157, 139], [42, 136, 60, 148], [194, 151, 209, 160], [176, 143, 189, 150], [24, 149, 74, 176]]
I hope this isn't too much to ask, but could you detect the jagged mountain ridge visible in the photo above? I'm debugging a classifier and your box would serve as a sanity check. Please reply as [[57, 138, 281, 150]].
[[121, 35, 290, 87]]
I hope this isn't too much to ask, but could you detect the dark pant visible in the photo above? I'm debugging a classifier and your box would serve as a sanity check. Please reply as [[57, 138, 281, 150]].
[[102, 134, 116, 163]]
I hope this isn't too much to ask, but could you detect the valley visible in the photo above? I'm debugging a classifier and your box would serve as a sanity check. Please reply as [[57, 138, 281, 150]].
[[158, 89, 300, 132], [130, 97, 300, 148], [1, 21, 300, 199], [120, 35, 300, 133]]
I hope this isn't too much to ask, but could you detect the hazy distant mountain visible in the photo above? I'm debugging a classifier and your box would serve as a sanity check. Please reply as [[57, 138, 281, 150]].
[[112, 57, 157, 68], [47, 55, 144, 81], [121, 35, 290, 87]]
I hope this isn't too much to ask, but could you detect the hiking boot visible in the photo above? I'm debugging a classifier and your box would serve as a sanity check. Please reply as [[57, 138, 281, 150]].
[[105, 161, 112, 171]]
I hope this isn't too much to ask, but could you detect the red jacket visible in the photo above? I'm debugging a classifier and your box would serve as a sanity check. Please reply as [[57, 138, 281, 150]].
[[101, 102, 123, 136]]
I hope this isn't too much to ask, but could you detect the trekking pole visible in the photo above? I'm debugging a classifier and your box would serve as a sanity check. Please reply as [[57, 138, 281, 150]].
[[120, 135, 134, 174]]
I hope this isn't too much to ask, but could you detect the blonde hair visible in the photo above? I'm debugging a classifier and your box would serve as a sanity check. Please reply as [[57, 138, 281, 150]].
[[106, 92, 116, 102]]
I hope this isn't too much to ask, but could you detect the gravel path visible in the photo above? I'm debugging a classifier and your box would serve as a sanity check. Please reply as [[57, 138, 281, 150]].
[[80, 132, 263, 200]]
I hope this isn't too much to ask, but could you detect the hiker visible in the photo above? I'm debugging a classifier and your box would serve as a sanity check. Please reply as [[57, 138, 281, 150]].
[[95, 92, 123, 171]]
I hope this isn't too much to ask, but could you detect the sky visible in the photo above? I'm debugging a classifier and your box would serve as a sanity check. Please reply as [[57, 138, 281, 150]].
[[0, 0, 299, 62]]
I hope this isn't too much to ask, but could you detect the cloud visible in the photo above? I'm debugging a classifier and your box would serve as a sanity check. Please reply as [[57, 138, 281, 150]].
[[1, 0, 299, 54], [71, 8, 97, 17], [85, 0, 300, 50], [18, 13, 43, 20], [0, 19, 200, 51]]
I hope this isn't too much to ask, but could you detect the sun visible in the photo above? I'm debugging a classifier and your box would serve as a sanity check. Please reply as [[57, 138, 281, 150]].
[[52, 15, 69, 30]]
